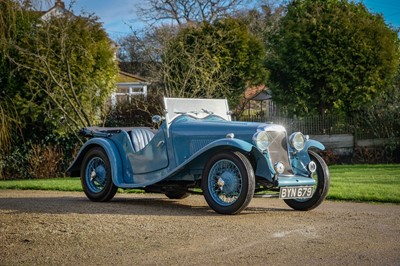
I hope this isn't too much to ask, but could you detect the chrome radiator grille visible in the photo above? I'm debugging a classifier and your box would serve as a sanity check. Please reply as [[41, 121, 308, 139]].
[[266, 130, 293, 175]]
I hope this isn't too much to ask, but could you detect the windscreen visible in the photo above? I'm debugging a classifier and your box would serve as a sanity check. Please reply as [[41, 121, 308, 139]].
[[163, 98, 232, 125]]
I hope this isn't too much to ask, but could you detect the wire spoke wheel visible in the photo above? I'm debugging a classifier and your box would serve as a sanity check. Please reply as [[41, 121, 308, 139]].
[[85, 157, 107, 193], [81, 147, 117, 202], [202, 151, 255, 215], [209, 159, 242, 206]]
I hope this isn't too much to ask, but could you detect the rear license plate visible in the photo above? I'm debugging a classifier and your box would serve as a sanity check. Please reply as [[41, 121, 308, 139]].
[[279, 186, 314, 199]]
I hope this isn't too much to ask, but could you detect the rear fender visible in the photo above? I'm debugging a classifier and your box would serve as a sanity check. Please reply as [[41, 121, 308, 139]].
[[66, 138, 124, 186]]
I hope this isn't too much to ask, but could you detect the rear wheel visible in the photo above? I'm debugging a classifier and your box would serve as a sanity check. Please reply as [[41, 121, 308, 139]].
[[284, 150, 330, 211], [202, 151, 255, 215], [81, 147, 117, 202]]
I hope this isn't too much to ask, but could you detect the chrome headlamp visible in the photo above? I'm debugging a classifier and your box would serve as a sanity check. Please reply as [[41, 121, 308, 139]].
[[289, 132, 305, 151], [253, 131, 269, 152]]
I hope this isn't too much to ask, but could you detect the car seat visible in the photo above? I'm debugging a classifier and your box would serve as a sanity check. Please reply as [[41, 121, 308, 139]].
[[130, 128, 155, 152]]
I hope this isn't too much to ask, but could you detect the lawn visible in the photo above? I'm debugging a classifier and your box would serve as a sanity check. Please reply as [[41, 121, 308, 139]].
[[328, 164, 400, 203], [0, 178, 82, 191], [0, 164, 399, 203]]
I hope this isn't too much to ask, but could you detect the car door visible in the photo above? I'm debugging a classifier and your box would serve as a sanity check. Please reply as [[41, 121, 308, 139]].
[[128, 128, 169, 174]]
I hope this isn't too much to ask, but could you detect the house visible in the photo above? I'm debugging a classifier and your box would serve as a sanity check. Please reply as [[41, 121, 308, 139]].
[[244, 85, 277, 117], [40, 0, 70, 21], [111, 71, 149, 107]]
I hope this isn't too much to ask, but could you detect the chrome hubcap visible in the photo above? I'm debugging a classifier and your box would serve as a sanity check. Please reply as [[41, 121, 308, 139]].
[[86, 157, 107, 193]]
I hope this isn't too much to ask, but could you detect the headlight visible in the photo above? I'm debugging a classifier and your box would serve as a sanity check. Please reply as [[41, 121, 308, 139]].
[[289, 132, 305, 151], [253, 131, 269, 152]]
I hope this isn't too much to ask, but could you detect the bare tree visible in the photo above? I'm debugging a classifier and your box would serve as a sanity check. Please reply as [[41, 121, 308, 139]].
[[139, 0, 249, 26], [162, 35, 233, 98], [235, 0, 285, 46], [118, 25, 178, 77]]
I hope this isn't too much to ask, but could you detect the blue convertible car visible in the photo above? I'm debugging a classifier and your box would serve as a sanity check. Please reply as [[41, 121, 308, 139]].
[[68, 98, 329, 214]]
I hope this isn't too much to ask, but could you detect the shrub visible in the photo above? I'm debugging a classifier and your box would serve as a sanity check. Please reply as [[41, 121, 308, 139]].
[[104, 93, 164, 127], [319, 150, 340, 165], [351, 146, 399, 164], [0, 145, 28, 179], [27, 144, 64, 179], [0, 134, 80, 180]]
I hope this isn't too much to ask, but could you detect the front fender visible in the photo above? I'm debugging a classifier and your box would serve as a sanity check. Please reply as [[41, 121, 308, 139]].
[[200, 138, 254, 153], [305, 139, 325, 151], [175, 138, 254, 171], [291, 139, 325, 176], [177, 138, 273, 181], [66, 138, 124, 186]]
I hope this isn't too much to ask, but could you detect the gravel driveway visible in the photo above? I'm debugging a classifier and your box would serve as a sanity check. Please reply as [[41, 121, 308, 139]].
[[0, 190, 399, 265]]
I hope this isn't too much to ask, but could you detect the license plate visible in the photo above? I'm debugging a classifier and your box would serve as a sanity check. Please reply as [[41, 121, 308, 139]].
[[279, 186, 314, 199]]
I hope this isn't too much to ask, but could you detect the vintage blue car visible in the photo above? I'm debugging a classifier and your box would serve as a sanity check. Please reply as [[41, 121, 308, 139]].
[[67, 98, 329, 214]]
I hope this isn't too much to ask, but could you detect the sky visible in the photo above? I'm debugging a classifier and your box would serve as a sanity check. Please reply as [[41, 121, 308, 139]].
[[46, 0, 145, 40], [47, 0, 400, 41], [360, 0, 400, 27]]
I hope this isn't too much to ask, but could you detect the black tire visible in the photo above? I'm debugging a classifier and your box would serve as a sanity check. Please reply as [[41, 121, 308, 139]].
[[201, 151, 255, 215], [284, 150, 330, 211], [165, 190, 190, 199], [80, 147, 118, 202]]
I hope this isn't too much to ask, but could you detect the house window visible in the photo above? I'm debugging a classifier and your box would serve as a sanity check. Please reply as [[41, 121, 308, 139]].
[[111, 83, 148, 107]]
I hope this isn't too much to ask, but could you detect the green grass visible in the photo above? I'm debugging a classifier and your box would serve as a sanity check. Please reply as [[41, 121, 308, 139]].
[[0, 178, 82, 191], [0, 164, 399, 203], [327, 164, 400, 203]]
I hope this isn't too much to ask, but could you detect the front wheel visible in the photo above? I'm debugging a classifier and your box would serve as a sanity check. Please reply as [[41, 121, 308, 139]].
[[81, 147, 118, 202], [202, 151, 255, 215], [284, 150, 330, 211]]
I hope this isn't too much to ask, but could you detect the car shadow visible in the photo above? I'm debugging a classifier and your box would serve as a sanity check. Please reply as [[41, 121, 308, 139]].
[[0, 193, 291, 216]]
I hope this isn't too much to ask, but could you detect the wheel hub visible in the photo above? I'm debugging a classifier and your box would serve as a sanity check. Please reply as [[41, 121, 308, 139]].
[[93, 165, 106, 184], [217, 177, 225, 190], [217, 171, 239, 195]]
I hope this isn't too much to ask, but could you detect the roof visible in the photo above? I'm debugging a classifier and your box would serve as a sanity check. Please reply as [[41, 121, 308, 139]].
[[117, 71, 148, 83], [40, 0, 72, 21], [245, 85, 272, 101]]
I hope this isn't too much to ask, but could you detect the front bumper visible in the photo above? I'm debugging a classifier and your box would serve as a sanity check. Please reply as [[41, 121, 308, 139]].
[[277, 175, 316, 187]]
